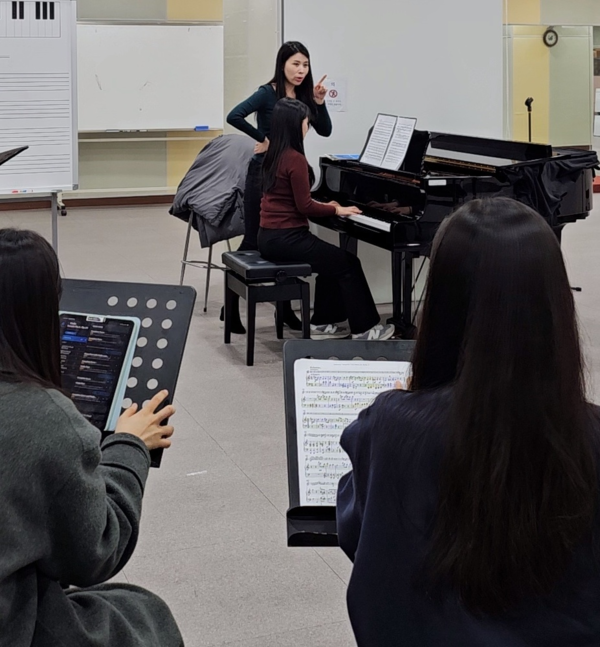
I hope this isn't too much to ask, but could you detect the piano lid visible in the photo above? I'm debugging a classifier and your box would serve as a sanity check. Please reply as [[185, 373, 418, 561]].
[[429, 132, 553, 163]]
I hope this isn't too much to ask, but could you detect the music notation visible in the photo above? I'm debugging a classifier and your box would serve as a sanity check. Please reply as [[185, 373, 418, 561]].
[[294, 359, 412, 506]]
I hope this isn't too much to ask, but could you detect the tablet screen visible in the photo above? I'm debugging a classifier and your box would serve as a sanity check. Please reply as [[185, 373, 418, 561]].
[[60, 313, 139, 431]]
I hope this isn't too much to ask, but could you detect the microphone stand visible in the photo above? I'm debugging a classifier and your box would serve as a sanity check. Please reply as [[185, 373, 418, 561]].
[[525, 97, 534, 143]]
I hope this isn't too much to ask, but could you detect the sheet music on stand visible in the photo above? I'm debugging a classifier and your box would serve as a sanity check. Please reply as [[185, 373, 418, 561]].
[[295, 359, 411, 506], [283, 340, 415, 546], [360, 113, 417, 171]]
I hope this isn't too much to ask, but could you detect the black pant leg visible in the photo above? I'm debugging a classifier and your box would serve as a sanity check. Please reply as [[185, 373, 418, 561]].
[[312, 275, 347, 325], [258, 227, 380, 334], [238, 157, 263, 252]]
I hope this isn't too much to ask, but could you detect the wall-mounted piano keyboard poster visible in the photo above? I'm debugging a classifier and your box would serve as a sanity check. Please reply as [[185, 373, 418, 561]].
[[0, 0, 78, 195], [294, 359, 412, 506]]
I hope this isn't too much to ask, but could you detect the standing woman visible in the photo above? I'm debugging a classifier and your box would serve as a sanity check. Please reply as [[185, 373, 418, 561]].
[[225, 41, 332, 333]]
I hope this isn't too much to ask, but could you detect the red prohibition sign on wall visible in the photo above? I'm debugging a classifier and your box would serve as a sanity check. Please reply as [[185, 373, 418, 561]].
[[329, 89, 338, 98]]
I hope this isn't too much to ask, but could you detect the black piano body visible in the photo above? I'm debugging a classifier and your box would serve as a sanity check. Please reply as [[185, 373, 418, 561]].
[[311, 132, 598, 336]]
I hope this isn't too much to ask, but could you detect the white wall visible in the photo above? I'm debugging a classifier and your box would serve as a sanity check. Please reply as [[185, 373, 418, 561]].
[[283, 0, 505, 171], [542, 0, 600, 26]]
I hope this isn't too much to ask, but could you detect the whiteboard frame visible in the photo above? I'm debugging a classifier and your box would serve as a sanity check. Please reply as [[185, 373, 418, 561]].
[[69, 1, 79, 189]]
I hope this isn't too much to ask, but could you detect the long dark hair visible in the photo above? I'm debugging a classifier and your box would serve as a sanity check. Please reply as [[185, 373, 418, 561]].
[[269, 41, 318, 118], [411, 198, 596, 614], [262, 98, 313, 193], [0, 228, 62, 389]]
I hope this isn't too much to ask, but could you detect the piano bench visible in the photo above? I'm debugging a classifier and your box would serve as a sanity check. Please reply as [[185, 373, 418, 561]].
[[222, 251, 311, 366]]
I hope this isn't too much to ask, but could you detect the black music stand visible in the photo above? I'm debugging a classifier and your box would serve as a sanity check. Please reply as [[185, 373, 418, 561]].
[[60, 279, 197, 467], [283, 339, 415, 547]]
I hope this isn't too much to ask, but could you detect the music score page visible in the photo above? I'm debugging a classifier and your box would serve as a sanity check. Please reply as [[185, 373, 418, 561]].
[[294, 359, 412, 506]]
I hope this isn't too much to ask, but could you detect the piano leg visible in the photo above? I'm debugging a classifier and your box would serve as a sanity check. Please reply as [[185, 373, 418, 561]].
[[389, 250, 418, 339], [554, 225, 582, 292]]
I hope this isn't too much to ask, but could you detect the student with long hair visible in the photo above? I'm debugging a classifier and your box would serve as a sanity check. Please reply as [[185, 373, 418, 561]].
[[225, 41, 332, 333], [0, 229, 183, 647], [337, 197, 600, 645], [258, 99, 395, 341]]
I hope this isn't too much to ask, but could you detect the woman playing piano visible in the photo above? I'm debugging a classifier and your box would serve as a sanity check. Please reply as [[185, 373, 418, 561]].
[[225, 41, 332, 334], [258, 99, 395, 341]]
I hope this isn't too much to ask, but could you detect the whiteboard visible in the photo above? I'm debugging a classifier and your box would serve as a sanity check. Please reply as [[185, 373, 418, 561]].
[[0, 0, 78, 194], [77, 24, 223, 131], [283, 0, 504, 170]]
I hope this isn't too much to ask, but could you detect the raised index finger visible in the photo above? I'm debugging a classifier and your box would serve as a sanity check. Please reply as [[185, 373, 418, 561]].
[[317, 75, 327, 86]]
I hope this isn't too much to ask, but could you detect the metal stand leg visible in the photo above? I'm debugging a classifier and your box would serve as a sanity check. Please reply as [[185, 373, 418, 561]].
[[51, 192, 59, 254], [180, 213, 194, 286], [301, 282, 311, 339], [226, 239, 232, 252], [204, 245, 213, 313]]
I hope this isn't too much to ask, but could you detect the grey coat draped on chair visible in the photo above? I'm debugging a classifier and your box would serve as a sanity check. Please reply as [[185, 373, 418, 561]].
[[170, 134, 255, 248]]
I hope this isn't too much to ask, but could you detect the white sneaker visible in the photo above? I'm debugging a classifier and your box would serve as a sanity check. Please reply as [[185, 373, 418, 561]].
[[352, 323, 395, 341], [310, 324, 351, 340]]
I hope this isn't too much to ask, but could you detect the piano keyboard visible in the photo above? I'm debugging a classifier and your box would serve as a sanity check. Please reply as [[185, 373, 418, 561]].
[[0, 1, 61, 38], [346, 213, 392, 233]]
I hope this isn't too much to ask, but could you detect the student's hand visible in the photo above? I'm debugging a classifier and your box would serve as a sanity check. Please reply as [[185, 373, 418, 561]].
[[314, 75, 328, 105], [116, 390, 175, 451], [254, 138, 269, 154], [328, 200, 340, 208], [395, 377, 413, 390], [336, 205, 362, 217]]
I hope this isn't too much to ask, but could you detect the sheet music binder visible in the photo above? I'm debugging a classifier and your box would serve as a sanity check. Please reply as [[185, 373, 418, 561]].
[[283, 339, 416, 547], [60, 279, 197, 468]]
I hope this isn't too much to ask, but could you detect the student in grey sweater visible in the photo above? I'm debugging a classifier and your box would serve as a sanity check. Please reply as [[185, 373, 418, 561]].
[[0, 229, 184, 647]]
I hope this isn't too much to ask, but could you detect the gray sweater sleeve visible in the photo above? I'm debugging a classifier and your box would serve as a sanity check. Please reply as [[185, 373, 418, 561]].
[[38, 392, 151, 587]]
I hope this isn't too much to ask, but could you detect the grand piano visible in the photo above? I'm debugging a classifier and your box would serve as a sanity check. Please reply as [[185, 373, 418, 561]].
[[312, 131, 598, 337]]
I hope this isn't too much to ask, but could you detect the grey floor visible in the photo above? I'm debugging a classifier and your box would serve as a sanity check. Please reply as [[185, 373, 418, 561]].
[[1, 202, 599, 647]]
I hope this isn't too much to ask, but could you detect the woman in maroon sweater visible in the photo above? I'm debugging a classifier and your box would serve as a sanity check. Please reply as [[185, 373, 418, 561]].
[[258, 99, 395, 340]]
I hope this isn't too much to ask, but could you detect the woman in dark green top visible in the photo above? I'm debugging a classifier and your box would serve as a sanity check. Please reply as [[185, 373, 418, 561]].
[[224, 41, 332, 333]]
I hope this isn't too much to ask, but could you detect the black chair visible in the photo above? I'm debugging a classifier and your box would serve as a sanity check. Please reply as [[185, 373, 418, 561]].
[[222, 251, 311, 366]]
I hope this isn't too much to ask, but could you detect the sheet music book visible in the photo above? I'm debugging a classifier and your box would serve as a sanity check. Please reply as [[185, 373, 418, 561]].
[[360, 114, 417, 171], [294, 358, 412, 506]]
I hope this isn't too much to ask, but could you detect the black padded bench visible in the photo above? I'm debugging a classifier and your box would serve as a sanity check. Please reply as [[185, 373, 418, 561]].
[[222, 251, 312, 366]]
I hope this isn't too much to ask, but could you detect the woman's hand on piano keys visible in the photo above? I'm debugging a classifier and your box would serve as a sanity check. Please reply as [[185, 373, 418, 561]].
[[334, 205, 362, 217]]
